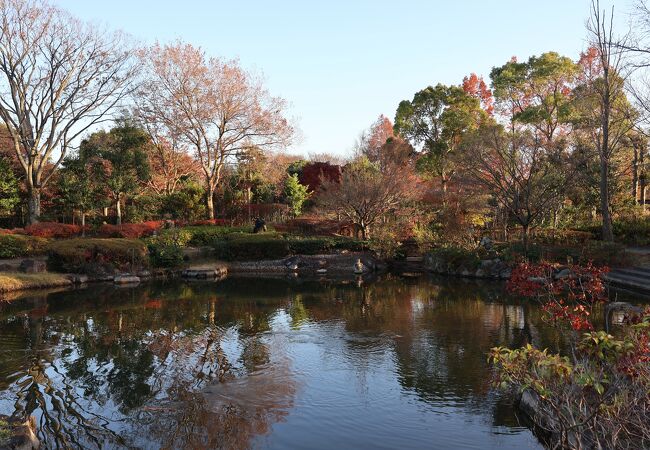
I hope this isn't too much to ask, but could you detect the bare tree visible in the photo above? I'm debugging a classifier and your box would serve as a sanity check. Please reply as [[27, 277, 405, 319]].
[[317, 159, 413, 239], [0, 0, 137, 223], [137, 42, 293, 219], [584, 0, 636, 241]]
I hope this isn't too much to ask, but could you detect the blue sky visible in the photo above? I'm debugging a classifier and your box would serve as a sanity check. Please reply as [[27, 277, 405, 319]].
[[56, 0, 630, 157]]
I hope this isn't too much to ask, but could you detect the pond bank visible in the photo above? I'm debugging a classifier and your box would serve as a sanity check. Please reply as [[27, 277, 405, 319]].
[[0, 252, 384, 296]]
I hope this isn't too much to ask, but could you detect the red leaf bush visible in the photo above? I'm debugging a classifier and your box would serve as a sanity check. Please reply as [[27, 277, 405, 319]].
[[507, 262, 608, 331], [24, 222, 82, 238], [97, 221, 164, 238]]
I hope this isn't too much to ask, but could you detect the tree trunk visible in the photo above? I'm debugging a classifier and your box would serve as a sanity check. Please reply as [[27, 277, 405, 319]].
[[116, 193, 122, 226], [206, 186, 215, 220], [522, 223, 529, 257], [599, 156, 613, 242], [81, 212, 86, 237], [27, 187, 41, 224], [632, 144, 639, 202]]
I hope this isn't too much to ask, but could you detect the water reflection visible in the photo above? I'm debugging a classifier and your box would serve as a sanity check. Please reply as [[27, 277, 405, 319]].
[[0, 276, 564, 449]]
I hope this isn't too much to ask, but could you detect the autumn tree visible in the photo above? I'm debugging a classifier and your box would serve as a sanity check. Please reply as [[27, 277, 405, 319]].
[[298, 161, 342, 192], [0, 0, 136, 223], [462, 73, 494, 116], [317, 158, 411, 239], [137, 42, 293, 219], [356, 115, 394, 163], [462, 124, 571, 251], [139, 121, 201, 196]]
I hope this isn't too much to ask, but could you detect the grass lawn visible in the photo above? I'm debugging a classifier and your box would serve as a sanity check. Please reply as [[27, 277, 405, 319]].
[[0, 272, 72, 293]]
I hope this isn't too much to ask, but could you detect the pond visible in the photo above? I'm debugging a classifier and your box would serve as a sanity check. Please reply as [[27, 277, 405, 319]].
[[0, 275, 600, 449]]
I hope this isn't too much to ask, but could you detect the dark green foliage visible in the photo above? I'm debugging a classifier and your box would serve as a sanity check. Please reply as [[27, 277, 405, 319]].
[[0, 235, 49, 258], [428, 246, 482, 270], [213, 233, 290, 261], [0, 157, 19, 215], [47, 238, 148, 275], [147, 229, 191, 268], [159, 182, 206, 222], [183, 225, 250, 246]]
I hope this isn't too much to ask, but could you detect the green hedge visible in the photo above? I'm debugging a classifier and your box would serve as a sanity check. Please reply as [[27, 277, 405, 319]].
[[213, 233, 365, 261], [182, 225, 250, 246], [428, 246, 482, 270], [0, 235, 49, 259], [47, 238, 148, 274]]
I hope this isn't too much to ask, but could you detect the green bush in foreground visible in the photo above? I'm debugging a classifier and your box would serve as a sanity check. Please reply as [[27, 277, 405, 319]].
[[47, 238, 148, 274], [0, 234, 49, 259]]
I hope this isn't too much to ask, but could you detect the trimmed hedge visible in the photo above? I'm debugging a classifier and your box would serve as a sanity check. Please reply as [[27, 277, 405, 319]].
[[214, 233, 290, 261], [47, 238, 148, 275], [0, 235, 49, 259], [213, 233, 365, 261], [183, 225, 250, 246]]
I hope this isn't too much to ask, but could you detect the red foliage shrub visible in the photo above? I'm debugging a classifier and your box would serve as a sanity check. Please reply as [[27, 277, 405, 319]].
[[507, 262, 609, 331], [0, 228, 14, 235], [299, 162, 341, 192], [98, 221, 164, 238], [24, 222, 82, 238]]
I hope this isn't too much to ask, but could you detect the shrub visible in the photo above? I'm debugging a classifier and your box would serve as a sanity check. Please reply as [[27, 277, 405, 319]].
[[0, 234, 49, 258], [287, 237, 334, 255], [213, 233, 290, 261], [183, 225, 249, 246], [428, 246, 482, 270], [491, 264, 650, 449], [47, 238, 148, 275], [24, 222, 82, 238], [97, 221, 164, 238], [368, 229, 403, 259], [147, 229, 192, 268]]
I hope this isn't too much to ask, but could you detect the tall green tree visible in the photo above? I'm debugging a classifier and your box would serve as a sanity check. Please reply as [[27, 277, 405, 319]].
[[283, 174, 309, 217], [57, 157, 102, 233], [394, 84, 484, 196], [490, 52, 579, 144], [81, 119, 151, 225]]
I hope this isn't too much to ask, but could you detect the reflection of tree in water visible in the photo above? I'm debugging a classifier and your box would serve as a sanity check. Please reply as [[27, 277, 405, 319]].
[[0, 284, 298, 449], [0, 276, 570, 448]]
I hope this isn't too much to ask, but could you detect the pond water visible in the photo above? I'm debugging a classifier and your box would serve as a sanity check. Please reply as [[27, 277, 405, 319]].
[[0, 275, 592, 449]]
